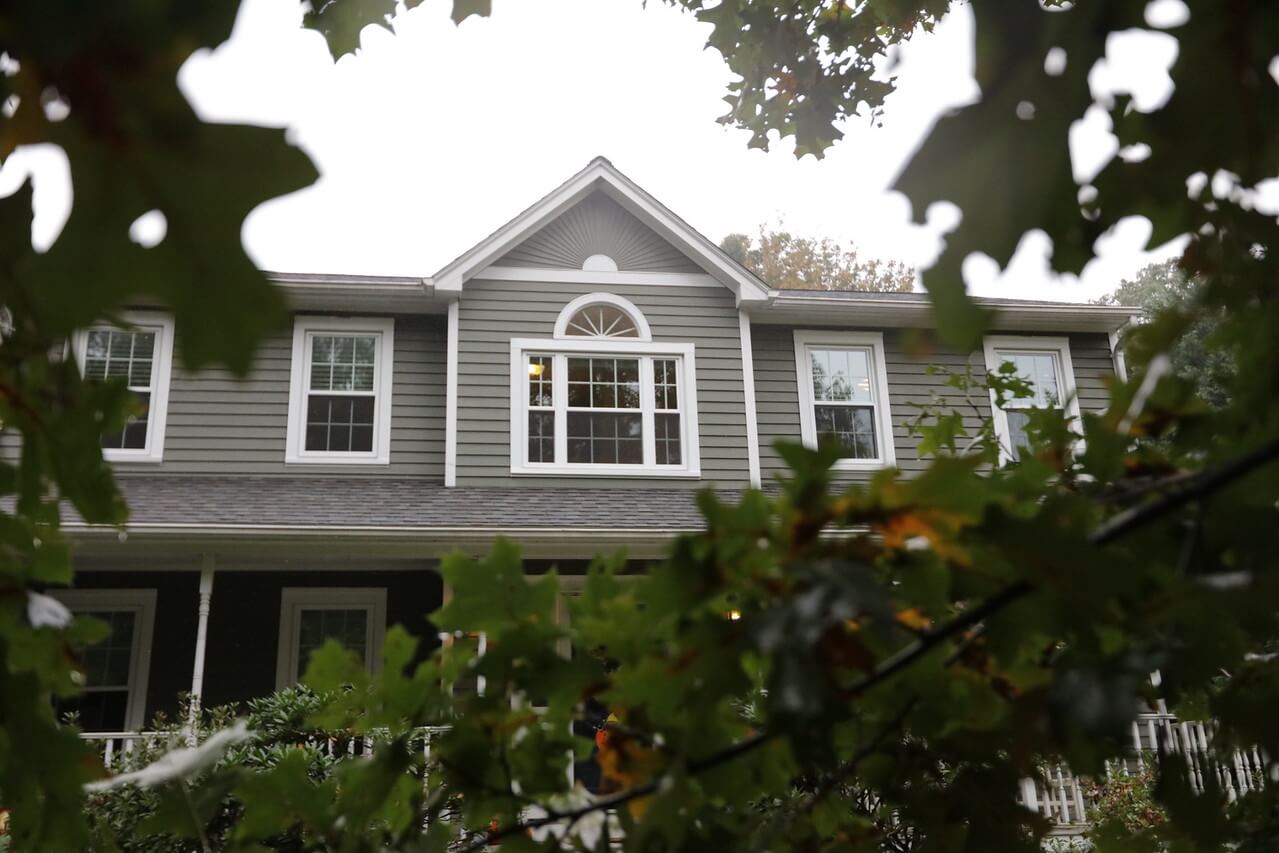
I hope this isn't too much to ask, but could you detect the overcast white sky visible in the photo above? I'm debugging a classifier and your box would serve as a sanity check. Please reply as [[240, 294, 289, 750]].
[[2, 0, 1232, 301]]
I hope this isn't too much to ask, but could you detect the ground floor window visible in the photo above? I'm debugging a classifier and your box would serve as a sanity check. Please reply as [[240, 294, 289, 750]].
[[275, 588, 387, 688], [52, 589, 157, 732]]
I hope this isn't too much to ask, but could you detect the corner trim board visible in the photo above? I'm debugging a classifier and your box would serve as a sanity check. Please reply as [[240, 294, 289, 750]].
[[738, 311, 762, 488], [444, 301, 459, 486]]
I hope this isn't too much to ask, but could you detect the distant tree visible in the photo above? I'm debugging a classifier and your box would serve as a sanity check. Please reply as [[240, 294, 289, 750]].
[[1095, 260, 1232, 408], [721, 226, 915, 292]]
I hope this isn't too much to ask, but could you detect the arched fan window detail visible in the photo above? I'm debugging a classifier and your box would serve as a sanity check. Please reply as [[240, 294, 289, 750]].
[[553, 293, 652, 341], [566, 304, 638, 338]]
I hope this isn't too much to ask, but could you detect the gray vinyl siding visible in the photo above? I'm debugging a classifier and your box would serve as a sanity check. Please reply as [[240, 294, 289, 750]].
[[456, 279, 751, 488], [496, 193, 703, 273], [753, 326, 1115, 485], [113, 314, 446, 478]]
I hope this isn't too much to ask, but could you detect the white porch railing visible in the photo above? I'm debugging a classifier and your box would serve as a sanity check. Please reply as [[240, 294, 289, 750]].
[[80, 731, 177, 771], [1020, 712, 1270, 830], [83, 717, 1265, 833], [81, 727, 451, 772]]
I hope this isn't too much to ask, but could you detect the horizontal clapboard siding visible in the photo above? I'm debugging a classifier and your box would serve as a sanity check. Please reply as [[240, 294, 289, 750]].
[[753, 326, 1116, 485], [496, 193, 703, 273], [456, 279, 751, 488], [111, 315, 446, 478]]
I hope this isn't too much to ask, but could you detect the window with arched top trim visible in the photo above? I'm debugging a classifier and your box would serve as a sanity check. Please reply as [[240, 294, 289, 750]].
[[553, 293, 652, 341], [511, 293, 700, 477], [564, 304, 639, 338]]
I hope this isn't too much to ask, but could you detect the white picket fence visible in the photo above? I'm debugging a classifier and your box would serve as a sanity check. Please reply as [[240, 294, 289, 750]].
[[1020, 712, 1270, 830], [84, 715, 1267, 834]]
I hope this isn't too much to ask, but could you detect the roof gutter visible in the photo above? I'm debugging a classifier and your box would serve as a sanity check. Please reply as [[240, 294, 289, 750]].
[[65, 522, 697, 560], [268, 272, 441, 313], [759, 292, 1138, 334]]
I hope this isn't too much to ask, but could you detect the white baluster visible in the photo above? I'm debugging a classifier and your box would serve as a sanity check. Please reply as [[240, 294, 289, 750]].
[[103, 738, 115, 770]]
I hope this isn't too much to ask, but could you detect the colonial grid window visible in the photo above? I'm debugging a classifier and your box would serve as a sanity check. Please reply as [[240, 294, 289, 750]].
[[285, 317, 395, 464], [510, 293, 700, 476], [51, 589, 156, 732], [74, 312, 175, 462], [275, 587, 386, 689], [982, 335, 1081, 463], [794, 330, 896, 470]]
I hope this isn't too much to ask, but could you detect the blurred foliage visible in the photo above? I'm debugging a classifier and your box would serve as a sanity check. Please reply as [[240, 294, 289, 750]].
[[721, 226, 915, 292], [2, 0, 1278, 851], [1096, 260, 1233, 409]]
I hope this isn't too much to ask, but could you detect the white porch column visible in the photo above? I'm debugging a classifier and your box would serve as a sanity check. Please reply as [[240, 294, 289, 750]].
[[186, 555, 216, 735]]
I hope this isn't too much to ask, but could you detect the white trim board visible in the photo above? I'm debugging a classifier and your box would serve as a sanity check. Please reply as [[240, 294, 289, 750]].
[[981, 334, 1083, 464], [444, 301, 460, 486], [275, 586, 387, 689], [51, 588, 157, 731], [738, 311, 762, 488], [475, 266, 722, 288], [284, 315, 395, 465], [508, 336, 702, 478], [793, 330, 897, 472], [70, 310, 176, 464]]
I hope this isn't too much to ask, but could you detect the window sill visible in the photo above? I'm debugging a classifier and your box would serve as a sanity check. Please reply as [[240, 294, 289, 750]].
[[285, 453, 391, 466], [104, 450, 164, 464], [510, 464, 702, 478], [830, 458, 894, 473]]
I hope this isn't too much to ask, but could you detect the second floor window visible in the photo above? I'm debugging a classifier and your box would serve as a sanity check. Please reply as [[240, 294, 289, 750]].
[[286, 317, 395, 465], [510, 294, 701, 477], [983, 335, 1081, 462], [794, 330, 896, 471], [74, 311, 175, 463]]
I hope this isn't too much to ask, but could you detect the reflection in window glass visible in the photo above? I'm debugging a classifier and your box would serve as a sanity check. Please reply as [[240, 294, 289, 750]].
[[84, 329, 156, 450], [996, 350, 1063, 460], [808, 347, 879, 460], [305, 334, 379, 453], [55, 609, 137, 732], [295, 608, 369, 681]]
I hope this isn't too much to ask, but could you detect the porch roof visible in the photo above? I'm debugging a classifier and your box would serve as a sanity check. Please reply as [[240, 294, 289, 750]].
[[64, 476, 721, 539]]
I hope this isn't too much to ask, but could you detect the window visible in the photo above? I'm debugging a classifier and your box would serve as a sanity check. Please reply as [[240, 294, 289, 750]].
[[510, 294, 700, 477], [72, 312, 175, 462], [285, 317, 394, 464], [983, 335, 1081, 462], [51, 590, 156, 732], [275, 587, 386, 689], [794, 331, 896, 470]]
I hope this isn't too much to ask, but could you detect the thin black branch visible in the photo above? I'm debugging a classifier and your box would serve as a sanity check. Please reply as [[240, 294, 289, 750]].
[[801, 697, 918, 815], [460, 435, 1279, 851], [462, 581, 1031, 852], [1089, 435, 1279, 546]]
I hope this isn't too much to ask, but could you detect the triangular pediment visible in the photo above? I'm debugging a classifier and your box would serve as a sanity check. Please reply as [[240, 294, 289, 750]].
[[496, 193, 704, 274], [432, 158, 770, 302]]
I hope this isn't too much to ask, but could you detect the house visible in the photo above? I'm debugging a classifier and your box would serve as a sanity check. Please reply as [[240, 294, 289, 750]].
[[53, 159, 1139, 811]]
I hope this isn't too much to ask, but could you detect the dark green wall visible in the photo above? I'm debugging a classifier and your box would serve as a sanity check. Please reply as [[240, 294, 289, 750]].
[[202, 568, 443, 709], [71, 564, 443, 720]]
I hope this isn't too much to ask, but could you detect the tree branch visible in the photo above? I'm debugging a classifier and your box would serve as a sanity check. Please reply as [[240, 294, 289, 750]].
[[463, 580, 1032, 852], [1089, 435, 1279, 546], [463, 436, 1279, 851]]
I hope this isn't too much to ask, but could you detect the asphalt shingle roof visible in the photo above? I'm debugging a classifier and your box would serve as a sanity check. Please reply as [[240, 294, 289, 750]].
[[69, 477, 722, 531]]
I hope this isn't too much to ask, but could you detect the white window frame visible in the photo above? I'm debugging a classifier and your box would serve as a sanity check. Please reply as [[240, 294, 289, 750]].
[[52, 589, 157, 731], [793, 330, 897, 471], [71, 311, 175, 463], [285, 316, 395, 465], [982, 335, 1082, 464], [509, 338, 702, 477], [275, 587, 387, 690]]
